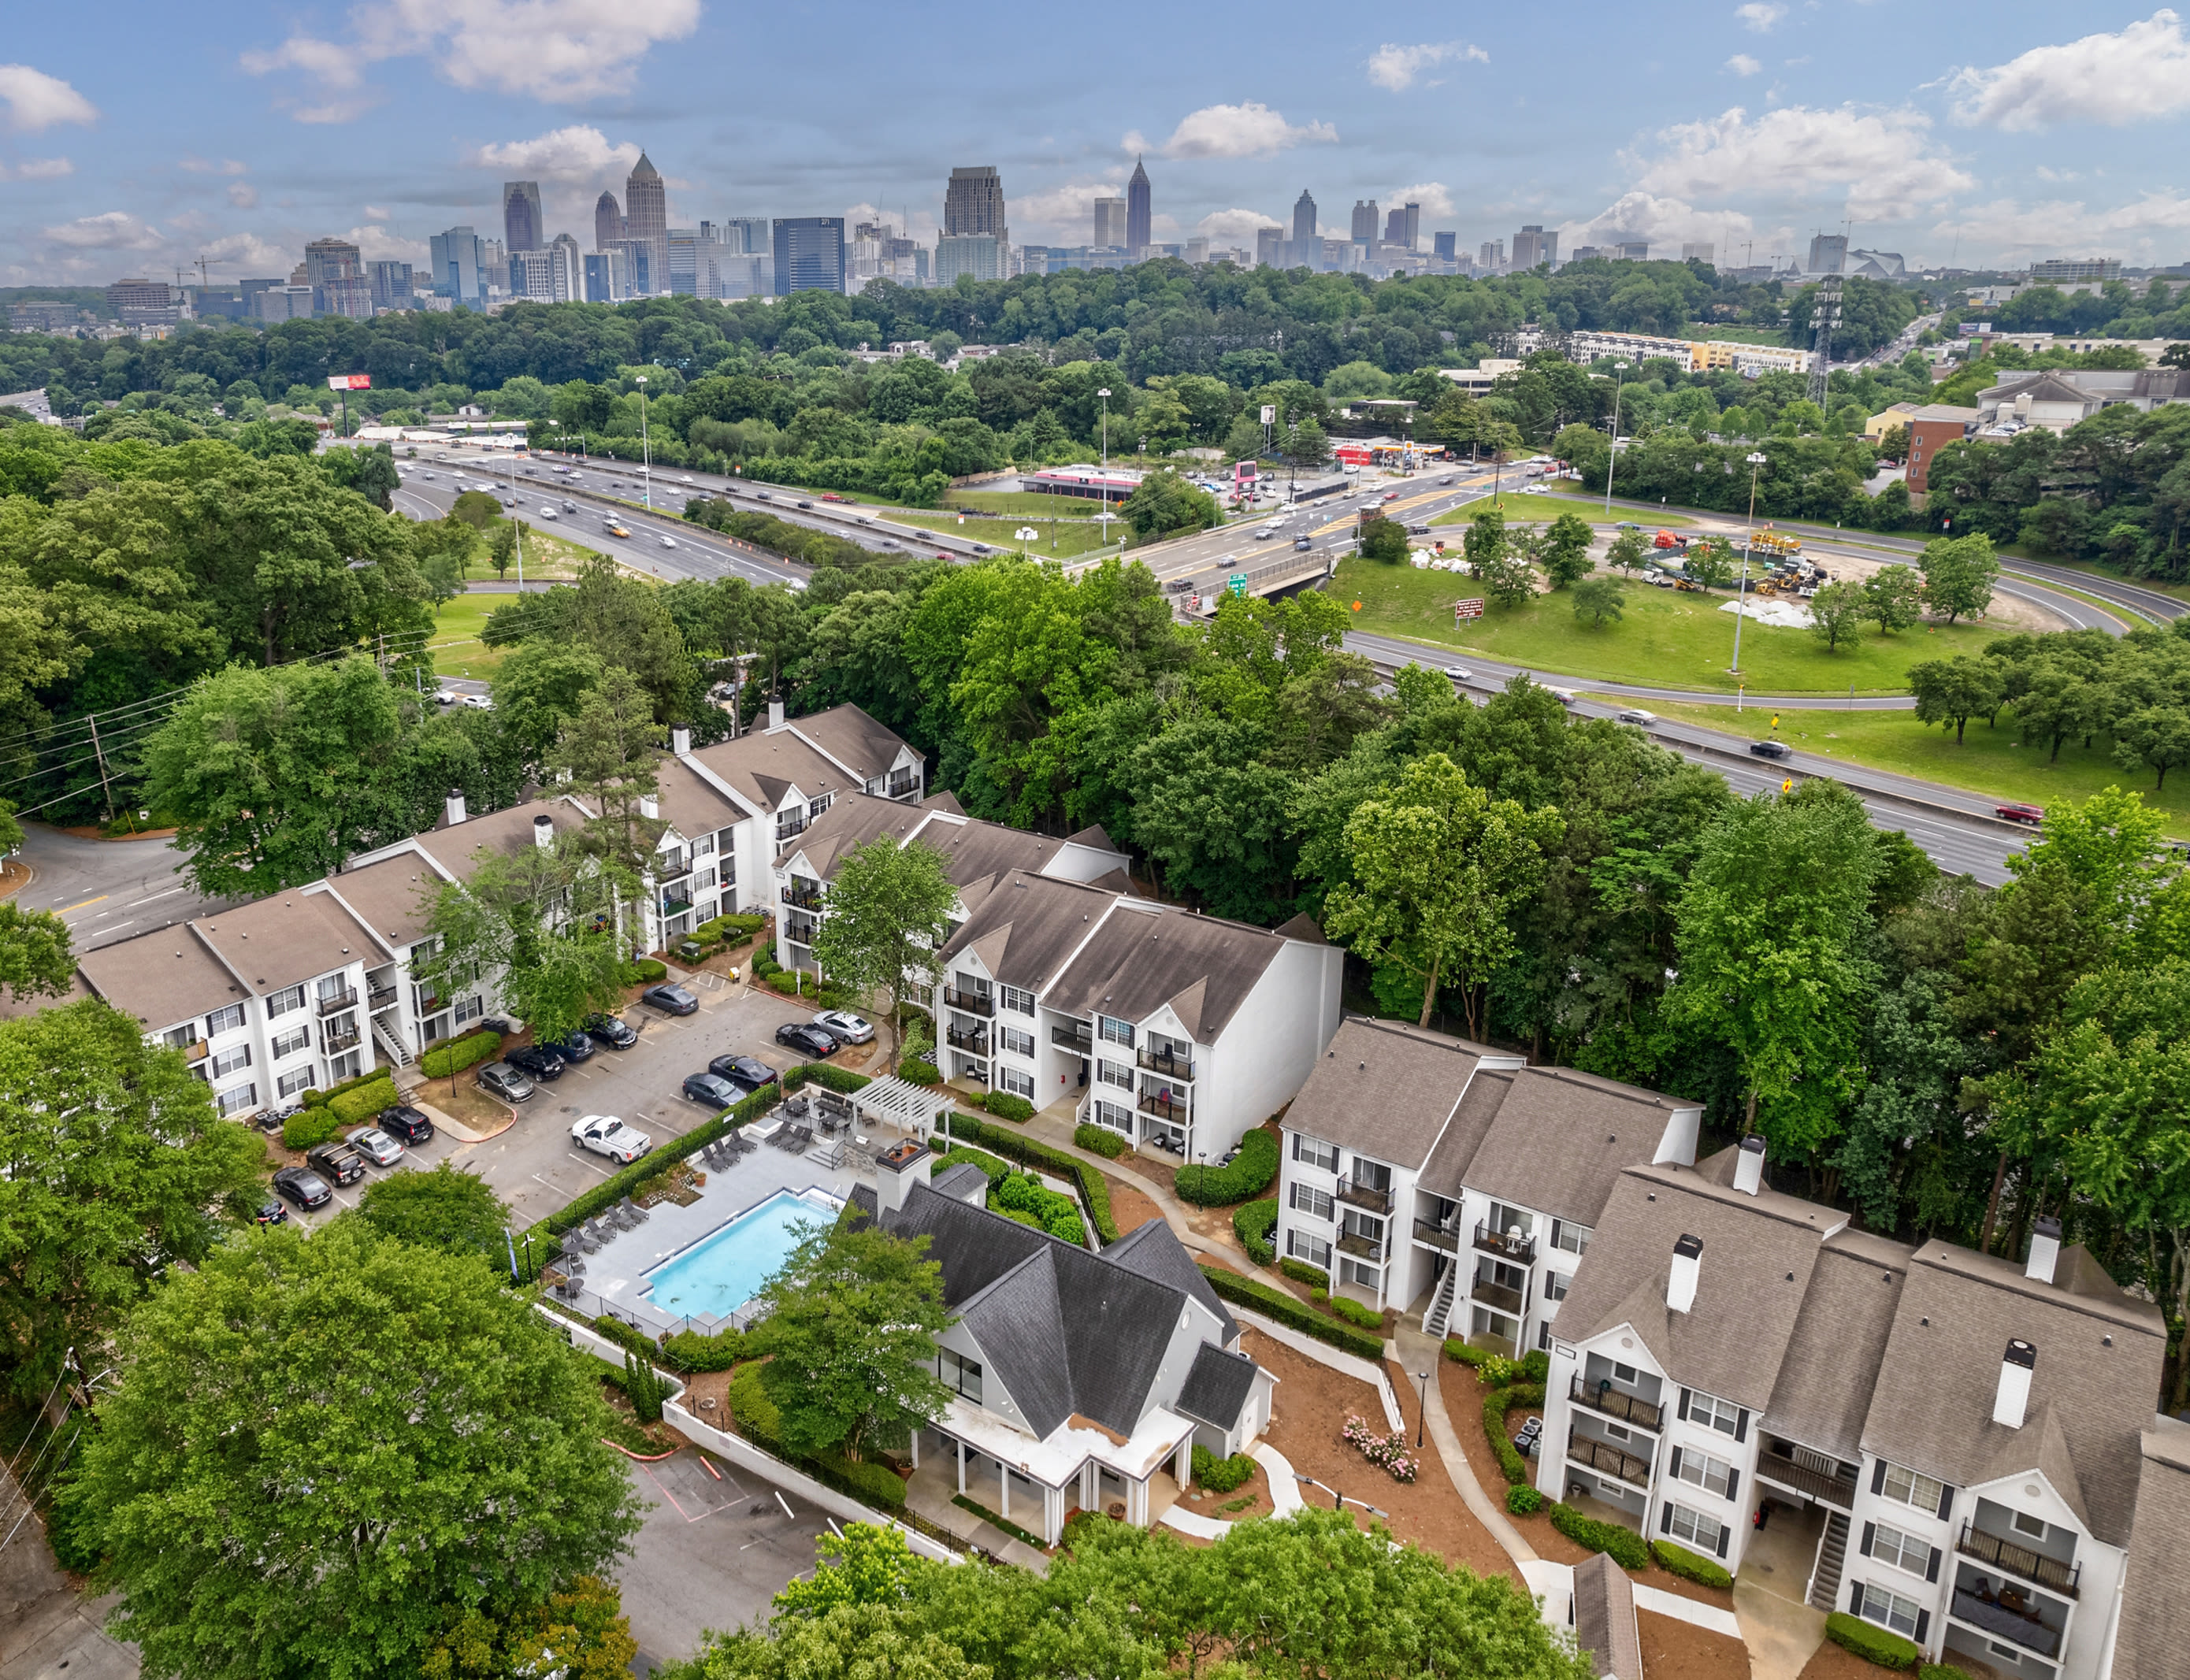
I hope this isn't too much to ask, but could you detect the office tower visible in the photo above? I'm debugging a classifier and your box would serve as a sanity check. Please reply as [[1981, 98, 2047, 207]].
[[1185, 236, 1209, 265], [1126, 157, 1151, 258], [1292, 190, 1317, 244], [595, 191, 623, 250], [1511, 224, 1557, 269], [935, 234, 1005, 285], [1807, 232, 1847, 274], [366, 260, 413, 310], [722, 217, 768, 254], [429, 227, 484, 303], [1351, 200, 1379, 242], [1093, 198, 1126, 248], [548, 233, 581, 302], [583, 250, 628, 302], [106, 277, 173, 313], [1479, 238, 1504, 271], [503, 180, 543, 253], [1614, 240, 1648, 261], [610, 239, 655, 294], [667, 228, 700, 294], [1433, 232, 1457, 261], [1256, 226, 1284, 267], [772, 217, 846, 293], [480, 236, 509, 295], [510, 250, 553, 300], [1680, 242, 1715, 265], [1401, 202, 1420, 250], [944, 165, 1008, 250], [625, 153, 668, 285]]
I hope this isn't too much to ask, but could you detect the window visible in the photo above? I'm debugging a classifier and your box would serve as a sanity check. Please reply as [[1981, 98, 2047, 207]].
[[214, 1082, 258, 1117], [455, 996, 484, 1024], [1676, 1449, 1735, 1500], [1292, 1134, 1340, 1172], [1098, 1014, 1134, 1047], [1290, 1183, 1334, 1221], [1856, 1582, 1921, 1640], [1287, 1229, 1332, 1270], [693, 866, 717, 892], [210, 1044, 251, 1079], [1989, 1642, 2025, 1663], [1545, 1271, 1570, 1301], [1000, 985, 1035, 1016], [1097, 1059, 1133, 1090], [277, 1066, 315, 1098], [1880, 1463, 1945, 1515], [996, 1066, 1034, 1100], [1613, 1362, 1638, 1384], [1092, 1100, 1133, 1133], [160, 1024, 199, 1050], [1665, 1502, 1726, 1556], [2010, 1511, 2047, 1541], [266, 984, 305, 1018], [316, 974, 349, 1002], [1868, 1522, 1929, 1578], [998, 1025, 1034, 1059], [329, 1051, 361, 1082], [207, 1003, 247, 1037], [693, 832, 715, 857], [1552, 1219, 1591, 1255], [1686, 1390, 1744, 1437], [272, 1026, 312, 1062], [1539, 1322, 1555, 1352], [938, 1348, 982, 1405], [1488, 1202, 1534, 1238]]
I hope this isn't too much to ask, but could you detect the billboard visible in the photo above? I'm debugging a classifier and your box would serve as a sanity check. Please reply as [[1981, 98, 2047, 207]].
[[327, 373, 373, 390], [1454, 599, 1485, 621]]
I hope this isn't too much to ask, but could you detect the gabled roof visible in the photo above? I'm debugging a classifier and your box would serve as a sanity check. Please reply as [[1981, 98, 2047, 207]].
[[1103, 1218, 1237, 1340], [1763, 1223, 1913, 1463], [1285, 1016, 1496, 1171], [410, 796, 592, 882], [786, 793, 1130, 891], [1571, 1552, 1642, 1680], [1026, 892, 1299, 1044], [314, 855, 437, 952], [78, 925, 247, 1031], [1419, 1067, 1515, 1198], [1175, 1343, 1260, 1433], [685, 725, 854, 814], [2113, 1416, 2190, 1680], [778, 703, 914, 784], [1461, 1066, 1698, 1227]]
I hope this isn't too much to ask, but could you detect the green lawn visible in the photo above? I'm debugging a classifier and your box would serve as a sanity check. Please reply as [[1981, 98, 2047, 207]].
[[1627, 696, 2190, 836], [1334, 555, 2002, 695], [947, 488, 1112, 518], [431, 595, 512, 682], [1430, 496, 1699, 529], [888, 510, 1124, 559]]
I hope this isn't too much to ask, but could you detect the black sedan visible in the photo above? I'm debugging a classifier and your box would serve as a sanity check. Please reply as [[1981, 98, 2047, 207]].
[[681, 1072, 742, 1109], [708, 1053, 779, 1094], [641, 984, 700, 1017], [271, 1166, 332, 1211], [583, 1012, 639, 1048], [378, 1104, 436, 1145], [543, 1030, 597, 1064], [255, 1196, 289, 1226], [505, 1044, 567, 1081], [774, 1022, 838, 1058], [1748, 739, 1794, 760]]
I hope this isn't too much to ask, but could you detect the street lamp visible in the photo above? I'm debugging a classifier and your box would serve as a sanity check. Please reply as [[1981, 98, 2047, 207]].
[[1603, 361, 1629, 515], [635, 373, 651, 511], [1413, 1370, 1433, 1449], [1015, 525, 1039, 559], [1097, 388, 1112, 541], [1292, 1474, 1390, 1522], [1732, 450, 1769, 675]]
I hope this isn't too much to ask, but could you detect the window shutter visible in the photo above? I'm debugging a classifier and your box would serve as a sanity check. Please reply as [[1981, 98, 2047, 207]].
[[1661, 1502, 1673, 1533], [1914, 1610, 1929, 1646], [1679, 1389, 1692, 1422], [1936, 1485, 1954, 1522], [1847, 1581, 1865, 1617], [1735, 1408, 1749, 1443], [1725, 1468, 1739, 1504], [1860, 1522, 1876, 1557], [1716, 1523, 1730, 1559], [1925, 1546, 1942, 1584], [1871, 1460, 1887, 1496], [1669, 1448, 1683, 1480]]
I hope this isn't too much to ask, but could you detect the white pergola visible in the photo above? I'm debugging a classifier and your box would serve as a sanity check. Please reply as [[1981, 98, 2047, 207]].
[[851, 1076, 956, 1141]]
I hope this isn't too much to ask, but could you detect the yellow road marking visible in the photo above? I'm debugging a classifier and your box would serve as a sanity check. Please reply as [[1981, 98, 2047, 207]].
[[58, 894, 108, 914]]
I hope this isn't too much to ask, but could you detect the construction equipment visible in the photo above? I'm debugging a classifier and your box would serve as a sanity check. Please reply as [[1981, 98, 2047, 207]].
[[1749, 528, 1803, 558]]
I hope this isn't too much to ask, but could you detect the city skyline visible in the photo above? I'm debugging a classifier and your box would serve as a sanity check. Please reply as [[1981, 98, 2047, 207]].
[[3, 5, 2190, 287]]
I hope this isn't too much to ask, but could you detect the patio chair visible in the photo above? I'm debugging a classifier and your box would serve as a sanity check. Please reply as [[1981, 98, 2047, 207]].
[[611, 1203, 640, 1232], [620, 1195, 649, 1223]]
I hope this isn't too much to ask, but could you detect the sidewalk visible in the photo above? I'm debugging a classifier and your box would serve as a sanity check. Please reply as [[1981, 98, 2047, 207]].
[[1390, 1322, 1537, 1568]]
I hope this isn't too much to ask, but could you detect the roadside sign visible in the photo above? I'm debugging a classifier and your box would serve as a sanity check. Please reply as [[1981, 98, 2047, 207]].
[[1455, 598, 1486, 621], [1260, 405, 1276, 425], [1227, 574, 1247, 597]]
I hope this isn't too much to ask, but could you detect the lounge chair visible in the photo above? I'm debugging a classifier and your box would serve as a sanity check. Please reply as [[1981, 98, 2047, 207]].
[[620, 1195, 650, 1222]]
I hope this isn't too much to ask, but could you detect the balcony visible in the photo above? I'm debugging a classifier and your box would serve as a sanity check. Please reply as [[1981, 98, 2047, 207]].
[[316, 987, 358, 1017], [1137, 1047, 1196, 1080], [1139, 1092, 1190, 1124], [887, 773, 916, 799], [366, 985, 399, 1012], [781, 880, 824, 912], [1471, 1271, 1525, 1315], [774, 815, 807, 844], [1412, 1219, 1461, 1253], [1949, 1586, 2063, 1660], [183, 1039, 209, 1063], [322, 1028, 362, 1055], [942, 987, 994, 1018], [946, 1025, 990, 1056], [1957, 1522, 2080, 1599], [1568, 1376, 1665, 1434], [1753, 1448, 1855, 1510], [659, 897, 693, 920], [1334, 1179, 1394, 1215], [1050, 1022, 1094, 1055], [1566, 1430, 1651, 1489], [1474, 1220, 1537, 1265], [783, 914, 819, 946]]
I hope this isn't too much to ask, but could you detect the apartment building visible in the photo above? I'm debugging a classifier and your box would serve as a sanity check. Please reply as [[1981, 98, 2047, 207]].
[[1542, 1142, 2168, 1680]]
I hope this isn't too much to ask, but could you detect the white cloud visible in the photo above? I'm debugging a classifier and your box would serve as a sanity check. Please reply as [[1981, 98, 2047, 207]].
[[0, 157, 72, 180], [2034, 165, 2080, 184], [227, 183, 258, 209], [179, 156, 249, 175], [1735, 2, 1785, 30], [364, 204, 392, 221], [1932, 191, 2190, 258], [1195, 207, 1279, 246], [0, 64, 98, 132], [1625, 104, 1973, 221], [1364, 41, 1487, 91], [1123, 102, 1338, 160], [43, 211, 162, 250], [339, 224, 426, 261], [1726, 54, 1762, 75], [1011, 176, 1128, 239], [1563, 191, 1756, 257], [468, 124, 640, 183], [1948, 10, 2190, 130], [1390, 182, 1456, 221], [243, 0, 700, 120]]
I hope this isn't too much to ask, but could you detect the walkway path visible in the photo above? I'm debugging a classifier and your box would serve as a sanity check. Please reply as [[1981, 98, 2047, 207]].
[[1390, 1322, 1537, 1567], [1159, 1444, 1305, 1541]]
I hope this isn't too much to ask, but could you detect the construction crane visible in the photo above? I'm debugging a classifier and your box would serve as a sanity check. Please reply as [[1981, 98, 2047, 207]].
[[1806, 275, 1842, 408], [193, 254, 228, 288]]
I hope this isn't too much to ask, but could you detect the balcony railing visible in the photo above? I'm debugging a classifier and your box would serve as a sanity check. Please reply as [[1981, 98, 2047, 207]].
[[1412, 1219, 1461, 1253], [781, 881, 824, 911], [1472, 1273, 1525, 1315], [1336, 1231, 1386, 1263], [1568, 1376, 1665, 1433], [183, 1039, 210, 1063], [1566, 1430, 1651, 1489], [1753, 1450, 1855, 1510], [1334, 1179, 1394, 1215], [322, 1028, 362, 1055], [1474, 1220, 1537, 1264], [1051, 1023, 1094, 1055], [774, 815, 807, 844], [1137, 1048, 1196, 1080], [946, 1026, 990, 1055], [1957, 1522, 2080, 1599], [1949, 1588, 2062, 1659], [367, 985, 399, 1011], [887, 773, 916, 798], [942, 987, 994, 1018], [783, 914, 819, 946], [1139, 1092, 1190, 1124], [659, 897, 693, 919], [316, 988, 358, 1017]]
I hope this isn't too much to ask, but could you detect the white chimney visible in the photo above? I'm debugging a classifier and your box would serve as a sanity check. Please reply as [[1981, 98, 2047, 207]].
[[671, 725, 692, 755], [876, 1138, 926, 1216], [1734, 1135, 1766, 1196], [533, 814, 554, 851], [1667, 1233, 1703, 1315], [2025, 1215, 2062, 1285], [444, 788, 466, 825], [767, 697, 785, 731], [639, 793, 660, 821], [1993, 1340, 2036, 1429]]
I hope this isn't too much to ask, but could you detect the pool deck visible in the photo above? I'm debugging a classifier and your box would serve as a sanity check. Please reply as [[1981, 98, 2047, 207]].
[[577, 1134, 870, 1334]]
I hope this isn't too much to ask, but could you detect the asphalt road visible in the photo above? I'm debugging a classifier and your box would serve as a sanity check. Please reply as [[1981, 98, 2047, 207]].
[[8, 825, 232, 954]]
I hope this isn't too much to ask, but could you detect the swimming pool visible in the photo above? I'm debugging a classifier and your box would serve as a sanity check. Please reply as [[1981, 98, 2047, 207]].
[[644, 1190, 835, 1322]]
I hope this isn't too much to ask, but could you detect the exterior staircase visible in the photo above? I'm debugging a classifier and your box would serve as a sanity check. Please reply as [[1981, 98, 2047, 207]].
[[371, 1016, 413, 1070], [1423, 1262, 1462, 1341], [1808, 1510, 1852, 1612]]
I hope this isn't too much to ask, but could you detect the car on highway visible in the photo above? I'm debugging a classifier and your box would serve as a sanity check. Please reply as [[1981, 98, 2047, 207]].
[[344, 1126, 406, 1167], [774, 1021, 839, 1059], [1995, 802, 2045, 825], [640, 983, 700, 1017], [1382, 490, 1400, 502], [1439, 476, 1457, 485], [1749, 739, 1795, 760], [659, 534, 677, 548], [1443, 666, 1472, 682], [708, 1053, 780, 1095], [1521, 484, 1548, 495], [272, 1166, 333, 1211], [680, 1071, 742, 1110], [378, 1104, 435, 1144], [1615, 708, 1657, 725], [504, 1044, 566, 1081], [461, 694, 492, 709], [562, 499, 577, 513], [583, 1011, 639, 1048], [821, 492, 850, 503], [1548, 688, 1579, 706], [606, 522, 631, 538], [572, 1114, 652, 1164], [813, 1009, 874, 1044], [681, 475, 696, 484], [537, 506, 559, 520], [477, 1062, 536, 1103], [1294, 536, 1313, 551], [755, 491, 773, 500]]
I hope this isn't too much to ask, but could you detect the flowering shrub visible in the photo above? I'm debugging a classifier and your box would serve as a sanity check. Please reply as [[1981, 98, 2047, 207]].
[[1342, 1414, 1420, 1483]]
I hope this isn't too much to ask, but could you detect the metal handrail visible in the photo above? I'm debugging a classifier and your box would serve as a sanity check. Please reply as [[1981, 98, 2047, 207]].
[[1136, 1048, 1195, 1079], [1412, 1219, 1461, 1252], [1473, 1220, 1537, 1264], [945, 1026, 990, 1054], [1753, 1450, 1855, 1510], [1472, 1273, 1524, 1315], [1956, 1521, 2080, 1598], [1138, 1092, 1189, 1122], [1335, 1180, 1394, 1215], [1568, 1376, 1664, 1433], [1051, 1024, 1094, 1052], [1336, 1232, 1385, 1262], [1565, 1430, 1651, 1488], [316, 988, 358, 1017], [942, 988, 994, 1018], [781, 882, 824, 910]]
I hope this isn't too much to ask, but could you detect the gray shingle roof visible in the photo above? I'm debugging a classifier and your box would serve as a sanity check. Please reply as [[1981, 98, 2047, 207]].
[[2113, 1416, 2190, 1680], [1419, 1067, 1516, 1198], [1763, 1224, 1913, 1463], [78, 925, 247, 1031], [316, 856, 435, 952], [1175, 1343, 1261, 1433], [1571, 1552, 1642, 1680], [1461, 1066, 1701, 1228], [1103, 1219, 1237, 1341], [1284, 1017, 1494, 1172], [781, 703, 912, 784]]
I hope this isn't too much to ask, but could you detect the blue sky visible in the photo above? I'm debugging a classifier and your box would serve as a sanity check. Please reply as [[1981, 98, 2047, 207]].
[[4, 2, 2188, 287]]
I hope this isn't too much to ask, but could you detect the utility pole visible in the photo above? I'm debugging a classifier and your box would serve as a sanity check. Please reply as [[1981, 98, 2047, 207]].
[[87, 713, 114, 824], [1806, 276, 1842, 410]]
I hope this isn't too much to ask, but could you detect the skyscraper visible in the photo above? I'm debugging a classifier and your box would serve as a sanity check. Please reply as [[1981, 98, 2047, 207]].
[[1351, 200, 1379, 243], [1432, 232, 1457, 261], [1256, 226, 1284, 267], [1093, 198, 1126, 248], [936, 234, 1006, 285], [625, 153, 668, 288], [583, 250, 629, 303], [429, 228, 484, 304], [1511, 224, 1557, 269], [1126, 158, 1151, 258], [1291, 190, 1317, 245], [594, 191, 624, 251], [1807, 232, 1847, 274], [1479, 239, 1505, 272], [503, 180, 543, 253], [367, 259, 414, 310], [722, 217, 767, 254], [772, 217, 846, 294], [944, 166, 1008, 248], [1400, 202, 1420, 250], [1680, 242, 1715, 265], [549, 233, 582, 302]]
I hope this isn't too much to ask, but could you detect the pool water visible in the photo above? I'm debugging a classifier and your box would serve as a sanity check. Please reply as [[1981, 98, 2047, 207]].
[[644, 1190, 833, 1320]]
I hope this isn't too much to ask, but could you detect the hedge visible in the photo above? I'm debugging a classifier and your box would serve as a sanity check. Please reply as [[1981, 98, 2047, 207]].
[[1505, 1483, 1545, 1515], [1234, 1200, 1278, 1265], [1483, 1383, 1540, 1485], [980, 1091, 1034, 1122], [993, 1170, 1086, 1247], [1651, 1539, 1733, 1590], [1174, 1127, 1279, 1206], [1197, 1265, 1385, 1359], [729, 1362, 781, 1446], [592, 1314, 658, 1357], [1550, 1503, 1651, 1570], [900, 1058, 941, 1085], [1192, 1445, 1255, 1493], [1825, 1613, 1921, 1671], [696, 912, 766, 943], [726, 1363, 903, 1508], [1330, 1296, 1383, 1331], [327, 1076, 399, 1129], [1918, 1667, 1977, 1680], [817, 1452, 906, 1508], [662, 1327, 747, 1372], [1279, 1258, 1329, 1289], [1073, 1123, 1127, 1158], [420, 1030, 502, 1078], [621, 958, 668, 985], [945, 1113, 1118, 1244], [282, 1109, 342, 1149], [930, 1144, 1012, 1186]]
